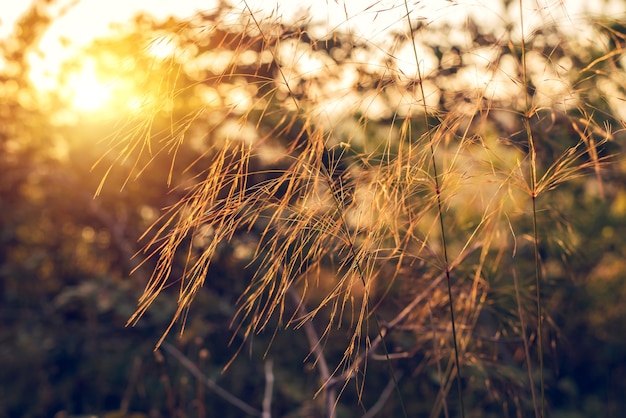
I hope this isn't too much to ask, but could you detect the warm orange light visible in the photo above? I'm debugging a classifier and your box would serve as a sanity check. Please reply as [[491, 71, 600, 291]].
[[146, 35, 178, 60], [68, 62, 113, 111]]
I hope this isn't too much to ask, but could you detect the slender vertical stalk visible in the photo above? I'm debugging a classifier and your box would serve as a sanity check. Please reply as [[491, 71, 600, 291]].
[[518, 2, 545, 416], [429, 302, 451, 418], [530, 186, 545, 417], [402, 1, 465, 416], [513, 270, 540, 418]]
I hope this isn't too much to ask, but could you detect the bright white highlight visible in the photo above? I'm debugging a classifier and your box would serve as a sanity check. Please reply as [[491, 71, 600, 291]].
[[68, 63, 112, 111]]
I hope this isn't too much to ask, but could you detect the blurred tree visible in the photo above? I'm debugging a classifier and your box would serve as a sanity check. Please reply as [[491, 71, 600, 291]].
[[2, 1, 626, 418], [109, 5, 625, 418], [0, 3, 176, 416]]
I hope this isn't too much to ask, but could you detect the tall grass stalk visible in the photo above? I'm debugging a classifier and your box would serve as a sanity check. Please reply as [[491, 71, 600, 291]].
[[518, 2, 545, 415], [402, 0, 466, 414], [513, 269, 539, 418]]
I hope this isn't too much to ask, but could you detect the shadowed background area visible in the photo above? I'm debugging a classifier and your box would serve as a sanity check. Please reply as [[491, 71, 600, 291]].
[[1, 1, 626, 417]]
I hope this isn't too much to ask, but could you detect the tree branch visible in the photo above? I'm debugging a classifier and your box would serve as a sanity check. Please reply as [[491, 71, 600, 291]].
[[161, 342, 262, 416], [361, 371, 404, 418], [328, 244, 481, 387], [262, 358, 274, 418], [288, 286, 337, 418]]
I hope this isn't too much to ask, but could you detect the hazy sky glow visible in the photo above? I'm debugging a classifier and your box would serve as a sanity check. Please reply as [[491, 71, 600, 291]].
[[19, 0, 209, 91], [2, 0, 622, 79], [1, 0, 623, 111], [3, 0, 622, 56]]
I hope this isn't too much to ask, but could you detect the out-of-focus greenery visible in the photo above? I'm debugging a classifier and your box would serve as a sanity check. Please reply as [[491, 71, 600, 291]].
[[1, 1, 626, 417]]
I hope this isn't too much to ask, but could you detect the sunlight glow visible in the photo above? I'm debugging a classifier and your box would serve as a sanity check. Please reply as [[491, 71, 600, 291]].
[[146, 34, 178, 60], [69, 63, 112, 111]]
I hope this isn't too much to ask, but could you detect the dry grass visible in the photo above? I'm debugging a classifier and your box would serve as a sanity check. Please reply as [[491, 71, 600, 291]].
[[99, 1, 624, 416]]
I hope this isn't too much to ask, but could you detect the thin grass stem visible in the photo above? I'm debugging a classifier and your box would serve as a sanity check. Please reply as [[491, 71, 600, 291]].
[[518, 2, 545, 416], [513, 269, 540, 418], [402, 1, 465, 416]]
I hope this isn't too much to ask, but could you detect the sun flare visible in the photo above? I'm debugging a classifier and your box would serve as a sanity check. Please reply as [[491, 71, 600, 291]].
[[69, 64, 112, 111], [57, 59, 148, 114]]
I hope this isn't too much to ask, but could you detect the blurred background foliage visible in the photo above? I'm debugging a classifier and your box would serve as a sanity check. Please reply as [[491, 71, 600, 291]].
[[1, 1, 625, 417]]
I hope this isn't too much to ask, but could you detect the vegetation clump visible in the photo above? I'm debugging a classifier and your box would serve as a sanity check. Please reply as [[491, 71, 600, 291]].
[[1, 1, 624, 416]]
